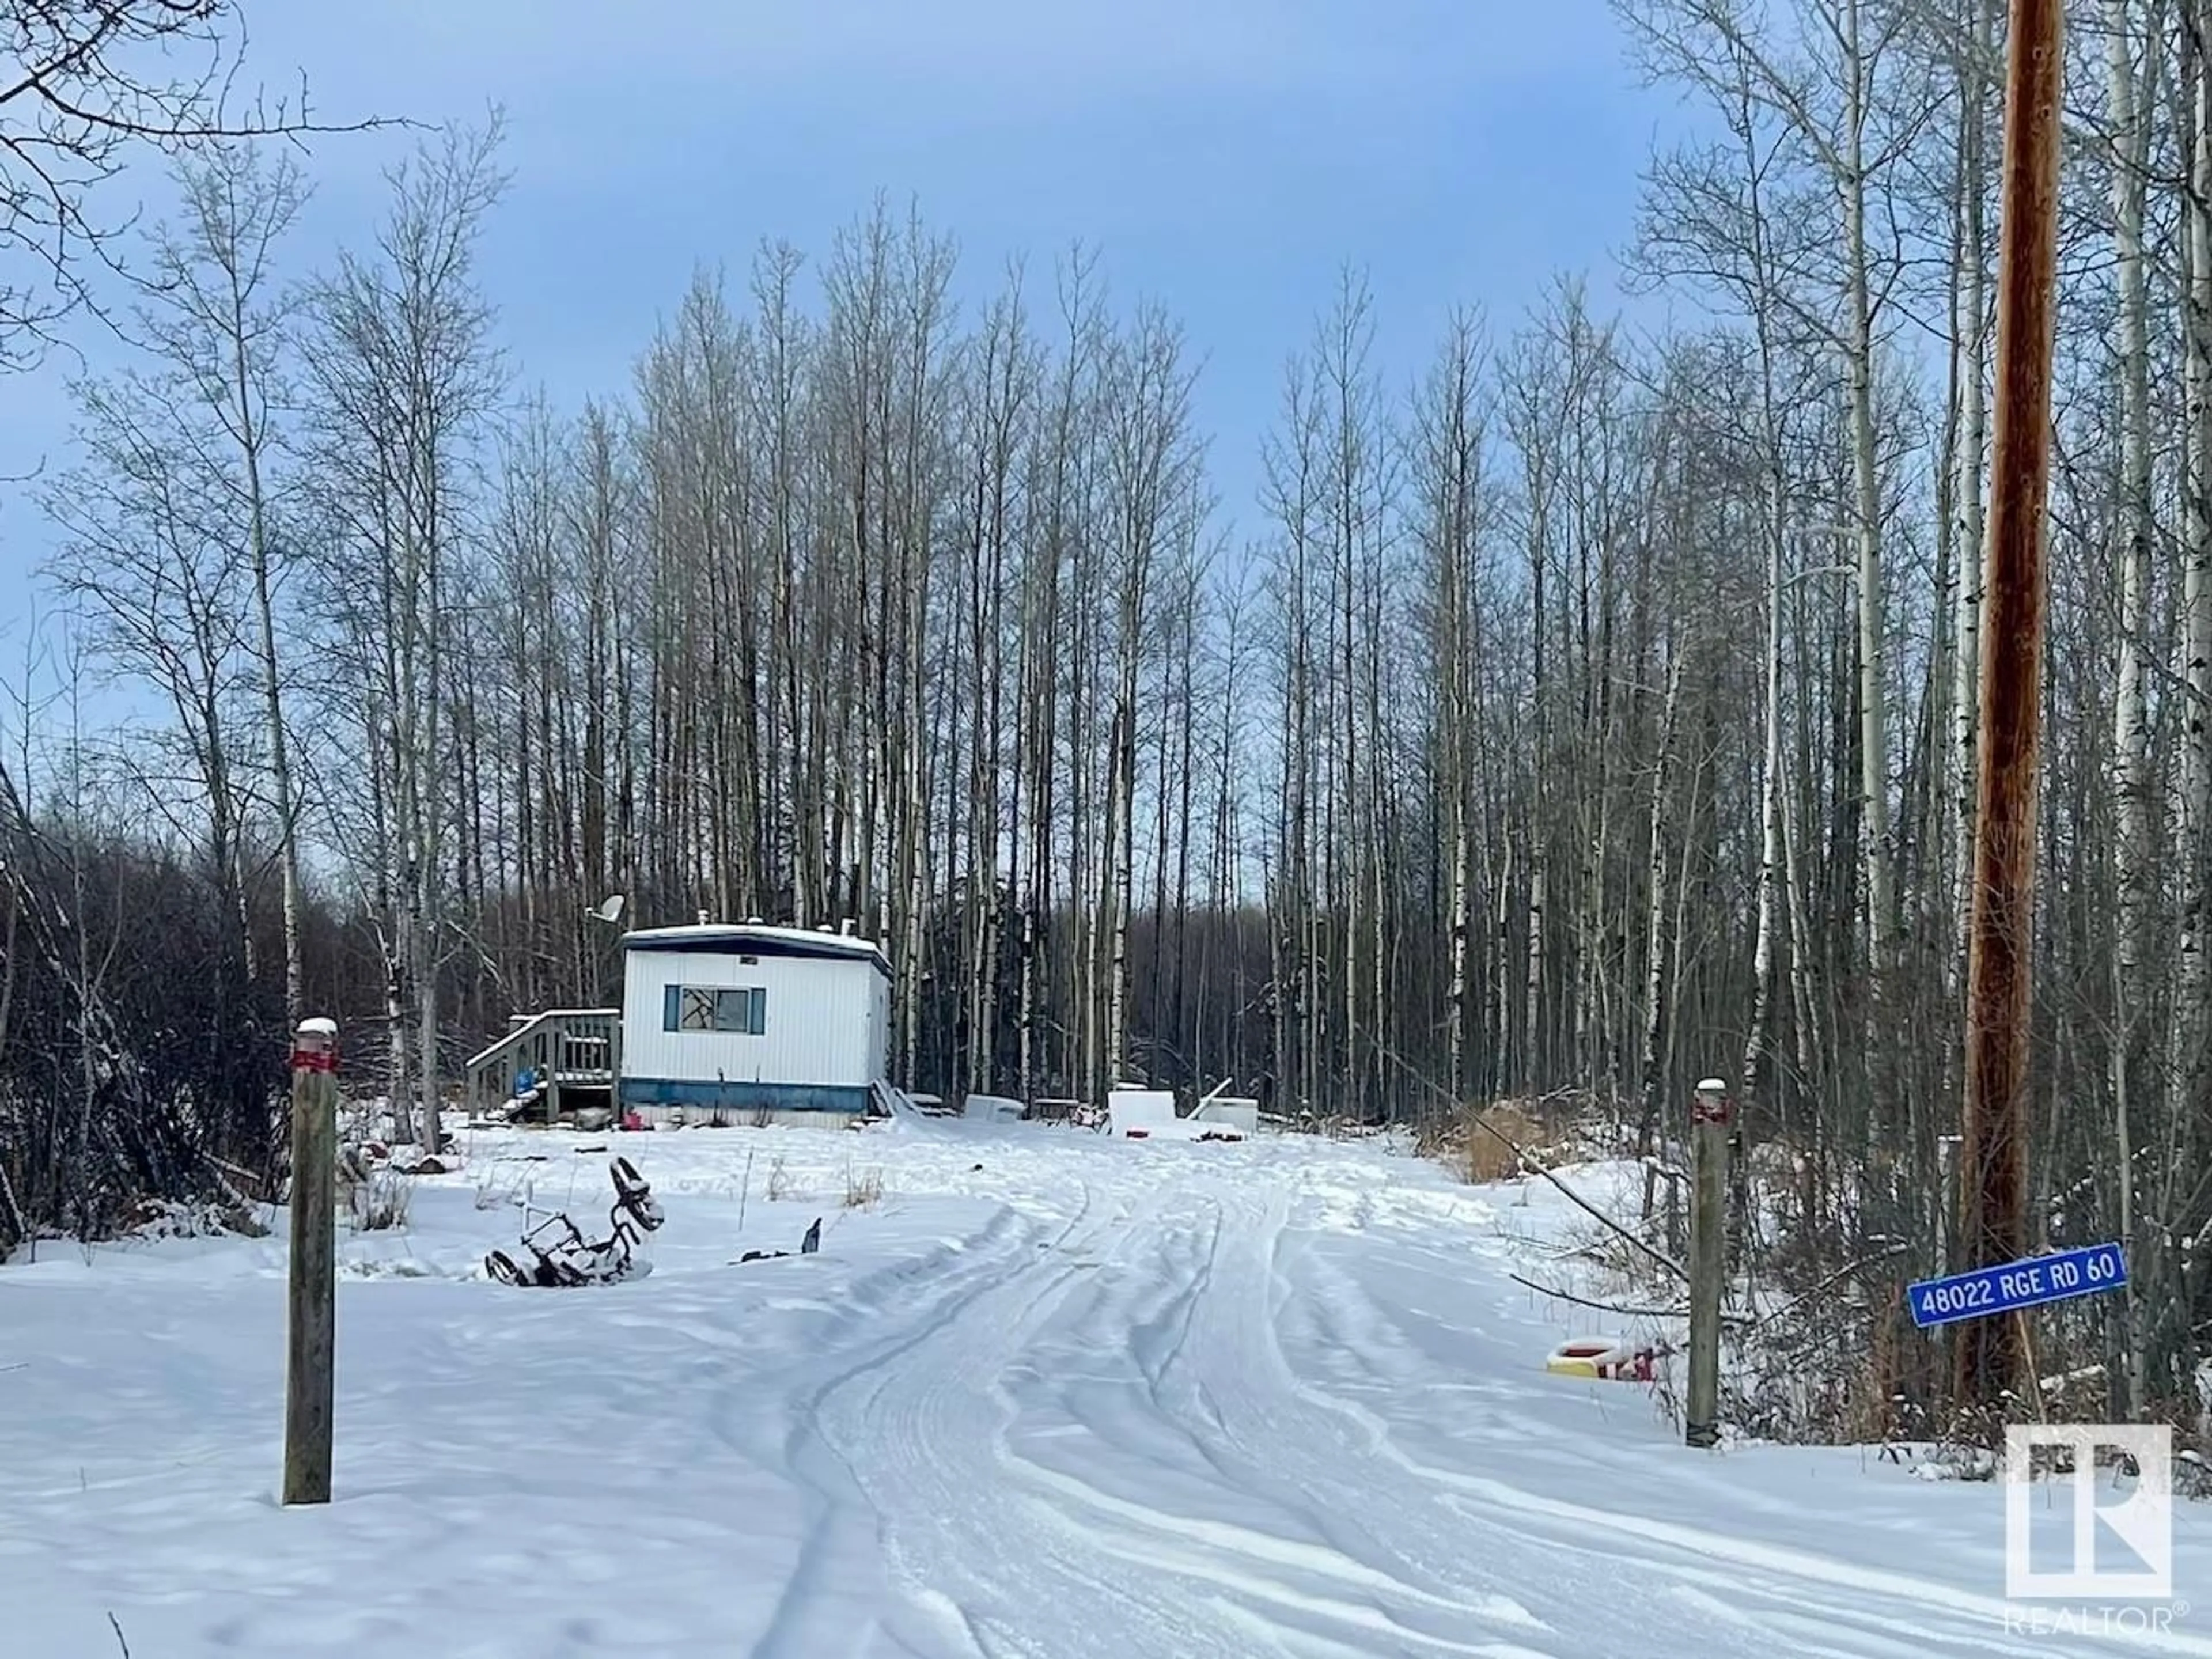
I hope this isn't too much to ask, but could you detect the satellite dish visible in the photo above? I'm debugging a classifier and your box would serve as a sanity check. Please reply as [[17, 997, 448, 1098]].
[[592, 894, 626, 925]]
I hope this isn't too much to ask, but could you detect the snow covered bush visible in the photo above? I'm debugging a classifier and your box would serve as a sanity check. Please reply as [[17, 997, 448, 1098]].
[[350, 1168, 412, 1232], [122, 1197, 268, 1244]]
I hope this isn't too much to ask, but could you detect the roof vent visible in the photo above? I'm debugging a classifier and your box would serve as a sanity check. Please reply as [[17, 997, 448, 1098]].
[[745, 914, 763, 926], [696, 909, 709, 927], [840, 918, 857, 935]]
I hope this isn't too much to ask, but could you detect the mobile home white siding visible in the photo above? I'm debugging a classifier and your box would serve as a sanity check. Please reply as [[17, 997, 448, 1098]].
[[615, 925, 892, 1116]]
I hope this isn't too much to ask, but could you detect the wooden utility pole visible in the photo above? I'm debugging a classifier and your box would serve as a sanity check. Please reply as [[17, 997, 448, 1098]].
[[284, 1016, 339, 1505], [1957, 0, 2063, 1409], [1685, 1077, 1730, 1448]]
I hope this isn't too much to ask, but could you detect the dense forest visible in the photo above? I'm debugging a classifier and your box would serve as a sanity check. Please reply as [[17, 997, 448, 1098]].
[[1, 0, 2208, 1424]]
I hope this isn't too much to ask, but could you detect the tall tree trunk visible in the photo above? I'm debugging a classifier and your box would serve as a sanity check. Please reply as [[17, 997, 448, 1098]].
[[2108, 0, 2154, 1414], [1841, 0, 1899, 1096]]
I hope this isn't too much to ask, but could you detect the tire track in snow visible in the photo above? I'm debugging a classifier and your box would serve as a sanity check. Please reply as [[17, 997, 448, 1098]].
[[1012, 1176, 2029, 1659], [1002, 1180, 1574, 1657], [755, 1176, 1258, 1659], [991, 1173, 1485, 1655], [785, 1167, 1398, 1659], [874, 1177, 1301, 1659], [1001, 1181, 1247, 1499], [734, 1194, 1073, 1659]]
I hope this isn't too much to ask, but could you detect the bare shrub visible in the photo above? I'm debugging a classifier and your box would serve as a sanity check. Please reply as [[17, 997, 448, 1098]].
[[844, 1166, 884, 1209], [766, 1155, 793, 1202], [1419, 1100, 1570, 1185], [474, 1168, 532, 1212], [350, 1168, 411, 1232]]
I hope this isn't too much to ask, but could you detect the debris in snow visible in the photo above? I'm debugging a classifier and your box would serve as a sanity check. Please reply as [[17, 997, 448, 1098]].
[[1908, 1444, 1997, 1483], [484, 1157, 665, 1286], [734, 1216, 823, 1264], [1545, 1335, 1662, 1382], [1107, 1088, 1177, 1138]]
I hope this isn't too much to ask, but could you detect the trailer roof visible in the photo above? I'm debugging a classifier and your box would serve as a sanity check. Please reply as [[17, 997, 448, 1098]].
[[619, 922, 892, 974]]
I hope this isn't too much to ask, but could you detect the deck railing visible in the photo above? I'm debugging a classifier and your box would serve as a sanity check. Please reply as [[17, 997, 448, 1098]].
[[464, 1007, 620, 1119]]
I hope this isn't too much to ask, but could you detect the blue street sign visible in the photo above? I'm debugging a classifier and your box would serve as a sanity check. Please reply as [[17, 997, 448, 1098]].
[[1906, 1243, 2128, 1330]]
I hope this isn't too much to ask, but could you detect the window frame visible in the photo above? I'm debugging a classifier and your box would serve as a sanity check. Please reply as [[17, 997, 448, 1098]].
[[661, 983, 767, 1035]]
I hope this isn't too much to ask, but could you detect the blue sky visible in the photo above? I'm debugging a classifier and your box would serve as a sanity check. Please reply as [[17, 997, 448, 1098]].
[[0, 0, 1680, 673]]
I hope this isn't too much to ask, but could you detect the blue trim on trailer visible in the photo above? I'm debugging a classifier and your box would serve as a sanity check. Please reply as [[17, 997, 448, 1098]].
[[618, 1077, 876, 1113]]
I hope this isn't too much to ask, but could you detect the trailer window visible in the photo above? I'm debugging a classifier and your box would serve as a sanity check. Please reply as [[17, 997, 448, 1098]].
[[663, 985, 767, 1035]]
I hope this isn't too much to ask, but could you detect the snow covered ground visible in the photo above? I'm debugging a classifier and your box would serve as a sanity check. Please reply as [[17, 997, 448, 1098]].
[[4, 1114, 2205, 1657]]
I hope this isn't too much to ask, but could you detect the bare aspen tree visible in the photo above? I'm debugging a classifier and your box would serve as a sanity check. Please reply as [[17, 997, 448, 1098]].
[[137, 146, 313, 1022], [1638, 641, 1689, 1200], [1262, 348, 1330, 1115], [1310, 270, 1393, 1113], [1619, 0, 1926, 1147], [2106, 0, 2156, 1411], [304, 122, 507, 1150], [953, 276, 1033, 1094], [1409, 312, 1490, 1103], [41, 386, 256, 1001], [1835, 0, 1902, 1031], [2169, 0, 2212, 1392], [1097, 305, 1199, 1096], [1625, 25, 1828, 1138], [1498, 327, 1563, 1094], [1950, 0, 1994, 1016]]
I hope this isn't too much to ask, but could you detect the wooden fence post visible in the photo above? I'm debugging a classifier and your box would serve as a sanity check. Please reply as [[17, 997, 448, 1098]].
[[1686, 1076, 1732, 1449], [284, 1016, 339, 1506]]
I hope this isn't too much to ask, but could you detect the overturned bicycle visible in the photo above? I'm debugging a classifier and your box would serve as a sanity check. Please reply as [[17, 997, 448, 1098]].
[[485, 1156, 666, 1287]]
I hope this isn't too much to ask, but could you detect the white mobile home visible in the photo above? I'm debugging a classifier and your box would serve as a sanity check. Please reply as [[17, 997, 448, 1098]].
[[618, 922, 893, 1123]]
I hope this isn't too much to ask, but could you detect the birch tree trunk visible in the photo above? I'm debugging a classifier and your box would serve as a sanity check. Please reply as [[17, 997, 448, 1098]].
[[2107, 0, 2154, 1414], [1951, 0, 1992, 1014], [2169, 0, 2212, 1399], [1839, 0, 1899, 1081]]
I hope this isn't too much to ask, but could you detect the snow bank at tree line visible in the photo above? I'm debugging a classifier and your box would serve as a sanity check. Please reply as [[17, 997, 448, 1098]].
[[2, 1114, 2206, 1657]]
